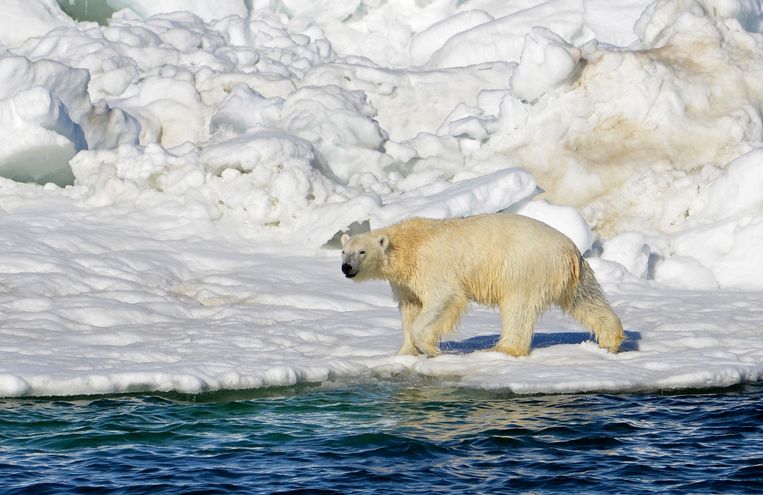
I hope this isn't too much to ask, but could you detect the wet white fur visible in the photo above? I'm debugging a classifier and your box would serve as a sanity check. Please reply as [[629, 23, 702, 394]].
[[341, 214, 624, 357]]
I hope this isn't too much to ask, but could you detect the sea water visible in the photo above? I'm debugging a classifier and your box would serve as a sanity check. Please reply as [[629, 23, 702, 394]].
[[1, 382, 762, 494]]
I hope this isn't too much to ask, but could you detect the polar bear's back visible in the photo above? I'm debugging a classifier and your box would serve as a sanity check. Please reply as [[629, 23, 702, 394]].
[[394, 213, 578, 259], [387, 213, 581, 307]]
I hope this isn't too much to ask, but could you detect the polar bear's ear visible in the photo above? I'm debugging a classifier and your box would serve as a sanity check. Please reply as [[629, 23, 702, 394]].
[[341, 234, 350, 246], [378, 235, 389, 251]]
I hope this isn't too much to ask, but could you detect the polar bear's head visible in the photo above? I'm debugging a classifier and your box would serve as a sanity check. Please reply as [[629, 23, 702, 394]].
[[340, 232, 389, 281]]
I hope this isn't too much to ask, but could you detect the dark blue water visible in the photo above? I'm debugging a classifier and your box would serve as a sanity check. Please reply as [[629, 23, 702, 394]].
[[1, 382, 762, 494]]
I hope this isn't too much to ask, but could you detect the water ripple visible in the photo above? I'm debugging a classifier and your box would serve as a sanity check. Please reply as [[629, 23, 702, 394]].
[[1, 383, 762, 493]]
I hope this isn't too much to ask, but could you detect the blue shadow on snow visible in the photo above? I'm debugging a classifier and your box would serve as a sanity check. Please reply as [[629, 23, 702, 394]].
[[441, 330, 641, 354]]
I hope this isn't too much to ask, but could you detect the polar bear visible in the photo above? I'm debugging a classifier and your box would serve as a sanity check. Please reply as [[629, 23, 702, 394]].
[[340, 213, 624, 357]]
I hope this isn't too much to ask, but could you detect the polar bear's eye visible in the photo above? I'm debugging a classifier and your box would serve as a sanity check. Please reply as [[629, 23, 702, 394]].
[[359, 250, 366, 255]]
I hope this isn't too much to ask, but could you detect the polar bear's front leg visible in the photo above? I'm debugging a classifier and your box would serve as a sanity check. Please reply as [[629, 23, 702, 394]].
[[397, 301, 422, 355], [410, 294, 467, 357]]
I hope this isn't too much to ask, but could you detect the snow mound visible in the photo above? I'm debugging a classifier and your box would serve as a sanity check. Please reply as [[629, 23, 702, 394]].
[[0, 0, 73, 48], [509, 27, 582, 102], [410, 10, 494, 67], [425, 1, 591, 69], [0, 86, 81, 186], [661, 148, 763, 289], [0, 56, 139, 186]]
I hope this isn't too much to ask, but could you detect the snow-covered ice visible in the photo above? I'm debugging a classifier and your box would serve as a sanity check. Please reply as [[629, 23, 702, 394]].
[[0, 0, 762, 397]]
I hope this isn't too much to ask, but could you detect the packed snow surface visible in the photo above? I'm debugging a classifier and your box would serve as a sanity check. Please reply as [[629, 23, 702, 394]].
[[0, 0, 762, 397]]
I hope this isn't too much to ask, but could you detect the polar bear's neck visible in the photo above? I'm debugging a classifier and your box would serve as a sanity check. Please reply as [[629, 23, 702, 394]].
[[377, 218, 440, 285]]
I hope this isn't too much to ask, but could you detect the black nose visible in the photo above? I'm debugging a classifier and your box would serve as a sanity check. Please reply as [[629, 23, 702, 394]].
[[341, 263, 352, 274]]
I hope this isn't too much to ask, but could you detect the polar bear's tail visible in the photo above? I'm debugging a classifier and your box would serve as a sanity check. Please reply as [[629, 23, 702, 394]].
[[568, 258, 625, 353]]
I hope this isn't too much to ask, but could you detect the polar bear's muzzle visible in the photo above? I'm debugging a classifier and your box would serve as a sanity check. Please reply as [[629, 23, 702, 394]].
[[342, 262, 358, 278]]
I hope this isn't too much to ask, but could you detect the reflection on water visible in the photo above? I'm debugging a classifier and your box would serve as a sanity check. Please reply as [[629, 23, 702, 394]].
[[390, 386, 589, 443]]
